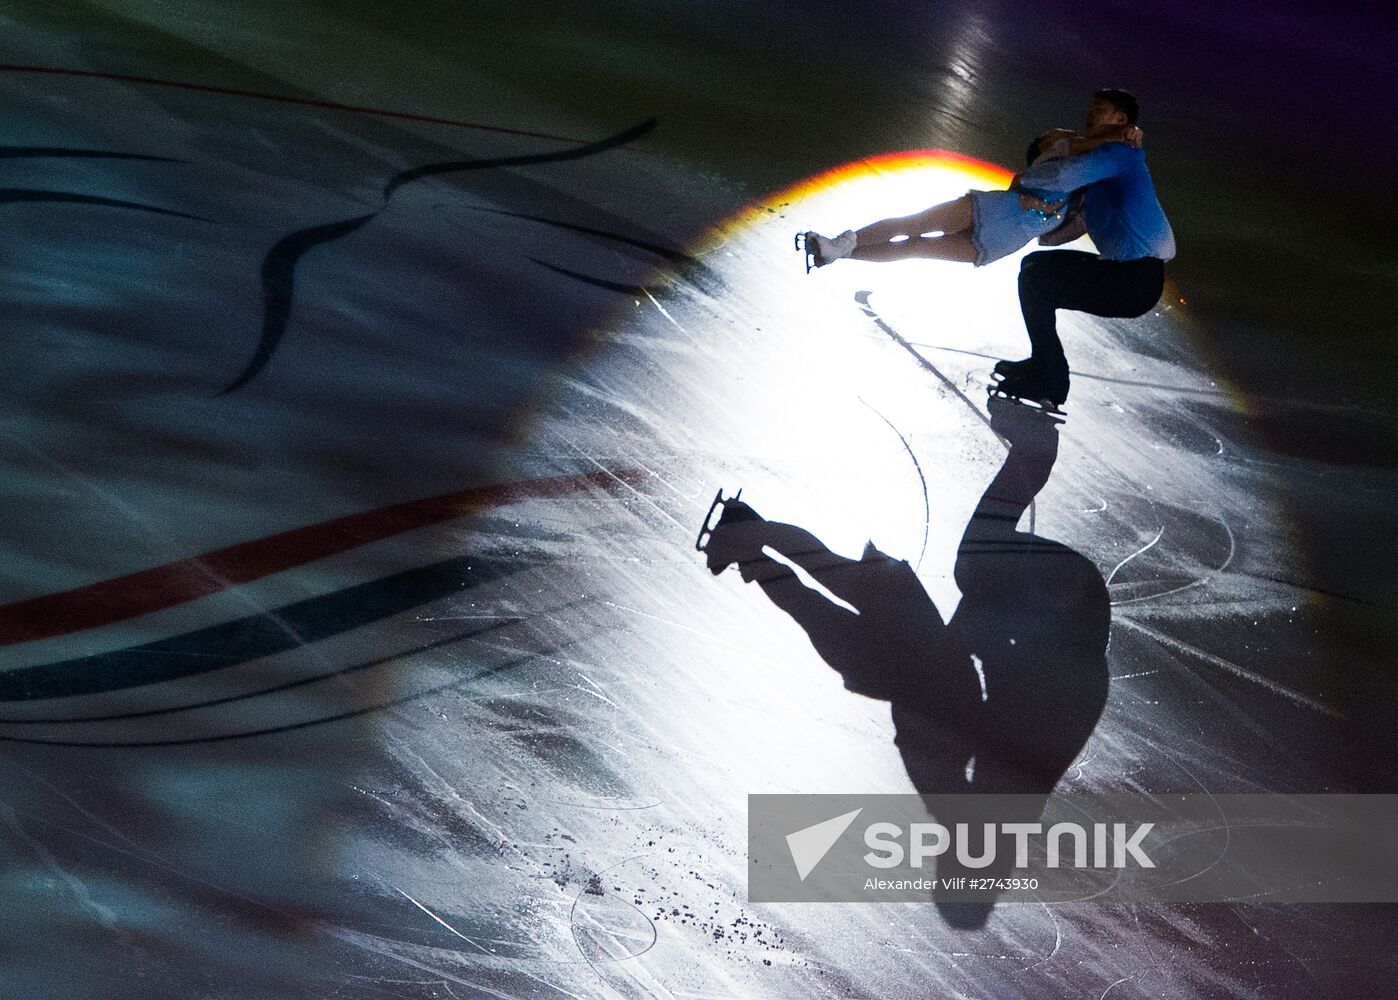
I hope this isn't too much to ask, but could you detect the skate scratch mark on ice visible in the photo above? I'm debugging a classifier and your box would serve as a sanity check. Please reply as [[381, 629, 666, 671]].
[[0, 63, 594, 142], [221, 118, 655, 393], [612, 728, 730, 770], [4, 795, 293, 917], [574, 672, 623, 711], [560, 437, 692, 535], [325, 930, 521, 999], [389, 883, 492, 954], [906, 341, 1231, 398], [622, 458, 705, 503], [853, 291, 1043, 538], [859, 398, 931, 570], [1133, 733, 1233, 888], [1104, 526, 1164, 586], [538, 796, 663, 812], [1228, 571, 1391, 610], [397, 740, 550, 874], [1022, 902, 1062, 970], [1100, 976, 1132, 1000], [568, 852, 659, 967], [9, 762, 151, 858], [1115, 617, 1343, 719], [1068, 751, 1096, 782], [641, 287, 693, 343], [1112, 517, 1235, 606], [0, 804, 120, 930], [598, 601, 761, 658], [0, 430, 330, 670], [554, 374, 674, 432], [854, 292, 995, 436]]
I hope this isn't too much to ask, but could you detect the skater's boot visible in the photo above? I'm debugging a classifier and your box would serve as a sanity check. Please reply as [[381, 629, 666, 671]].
[[704, 500, 767, 578], [992, 362, 1069, 411], [992, 356, 1036, 380], [799, 229, 858, 269]]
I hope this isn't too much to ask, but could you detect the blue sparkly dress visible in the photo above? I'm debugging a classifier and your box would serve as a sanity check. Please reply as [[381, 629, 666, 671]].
[[968, 139, 1072, 267]]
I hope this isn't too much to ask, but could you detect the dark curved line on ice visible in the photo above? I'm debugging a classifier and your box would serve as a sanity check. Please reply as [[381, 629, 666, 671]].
[[0, 146, 186, 163], [381, 117, 655, 199], [527, 258, 645, 296], [219, 212, 378, 394], [220, 118, 657, 394], [477, 208, 695, 265], [0, 188, 210, 221], [0, 63, 590, 143]]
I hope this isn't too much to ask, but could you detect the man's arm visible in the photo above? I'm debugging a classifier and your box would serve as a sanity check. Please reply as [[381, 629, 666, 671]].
[[1065, 124, 1142, 156], [1019, 141, 1134, 193]]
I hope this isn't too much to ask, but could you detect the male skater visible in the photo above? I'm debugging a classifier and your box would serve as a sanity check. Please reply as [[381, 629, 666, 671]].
[[995, 88, 1175, 408]]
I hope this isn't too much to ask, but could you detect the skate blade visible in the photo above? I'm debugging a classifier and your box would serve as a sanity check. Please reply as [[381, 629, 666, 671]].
[[794, 232, 818, 273], [987, 385, 1066, 417], [695, 487, 743, 552]]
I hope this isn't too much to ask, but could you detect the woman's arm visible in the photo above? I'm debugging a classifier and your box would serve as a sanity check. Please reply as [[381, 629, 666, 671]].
[[1014, 125, 1143, 204], [1065, 124, 1143, 156]]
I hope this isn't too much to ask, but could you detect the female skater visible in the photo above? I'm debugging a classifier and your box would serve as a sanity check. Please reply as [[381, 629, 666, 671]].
[[801, 124, 1142, 270]]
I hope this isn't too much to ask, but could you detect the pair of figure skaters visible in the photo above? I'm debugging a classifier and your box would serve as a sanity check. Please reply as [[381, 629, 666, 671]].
[[802, 88, 1175, 410]]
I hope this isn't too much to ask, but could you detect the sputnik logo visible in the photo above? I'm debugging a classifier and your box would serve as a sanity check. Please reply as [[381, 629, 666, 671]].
[[786, 808, 863, 881]]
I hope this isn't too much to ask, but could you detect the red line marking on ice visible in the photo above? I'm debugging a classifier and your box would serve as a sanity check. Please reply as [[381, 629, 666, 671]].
[[0, 63, 587, 143], [0, 470, 643, 646]]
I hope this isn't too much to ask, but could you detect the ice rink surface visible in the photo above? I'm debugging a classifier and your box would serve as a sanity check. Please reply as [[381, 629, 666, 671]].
[[1, 2, 1395, 997]]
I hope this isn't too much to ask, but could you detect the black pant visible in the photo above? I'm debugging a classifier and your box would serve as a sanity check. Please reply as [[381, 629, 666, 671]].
[[1018, 250, 1165, 371]]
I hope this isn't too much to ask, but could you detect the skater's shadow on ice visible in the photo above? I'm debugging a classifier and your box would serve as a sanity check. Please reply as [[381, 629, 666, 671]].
[[704, 398, 1109, 929]]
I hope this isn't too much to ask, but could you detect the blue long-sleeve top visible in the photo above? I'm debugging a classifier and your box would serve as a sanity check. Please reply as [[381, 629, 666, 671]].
[[1019, 142, 1176, 261]]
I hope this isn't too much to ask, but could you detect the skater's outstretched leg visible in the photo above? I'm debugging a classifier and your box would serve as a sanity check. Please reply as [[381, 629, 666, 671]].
[[709, 515, 913, 615], [850, 231, 978, 263], [855, 195, 974, 245], [849, 195, 977, 263], [804, 195, 978, 267]]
